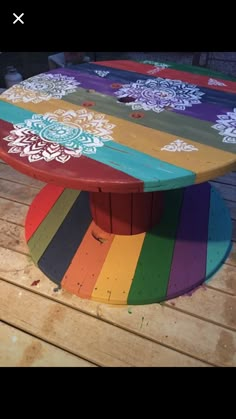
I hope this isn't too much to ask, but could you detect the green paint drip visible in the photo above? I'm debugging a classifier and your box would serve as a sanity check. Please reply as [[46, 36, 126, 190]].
[[127, 189, 184, 305], [128, 307, 132, 314]]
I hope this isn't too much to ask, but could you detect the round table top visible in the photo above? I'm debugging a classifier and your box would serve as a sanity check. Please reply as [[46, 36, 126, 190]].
[[0, 59, 236, 193]]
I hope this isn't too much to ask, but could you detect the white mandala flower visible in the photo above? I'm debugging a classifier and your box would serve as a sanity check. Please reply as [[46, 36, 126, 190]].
[[3, 109, 115, 163], [161, 139, 198, 152], [1, 73, 80, 103], [115, 78, 204, 113], [212, 108, 236, 144]]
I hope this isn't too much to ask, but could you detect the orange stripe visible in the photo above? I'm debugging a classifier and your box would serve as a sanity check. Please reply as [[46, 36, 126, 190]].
[[91, 232, 145, 304], [61, 221, 114, 298]]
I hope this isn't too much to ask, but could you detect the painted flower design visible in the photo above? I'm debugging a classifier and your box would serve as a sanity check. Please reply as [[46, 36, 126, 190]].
[[115, 78, 204, 113], [161, 139, 198, 152], [212, 108, 236, 144], [208, 78, 226, 87], [143, 60, 170, 68], [143, 60, 170, 75], [94, 70, 110, 77], [1, 73, 80, 103], [3, 109, 115, 163]]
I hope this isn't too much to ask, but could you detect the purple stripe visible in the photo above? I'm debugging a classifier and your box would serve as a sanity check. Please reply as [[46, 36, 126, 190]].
[[175, 103, 231, 123], [50, 68, 117, 96], [167, 183, 210, 299], [49, 68, 233, 123]]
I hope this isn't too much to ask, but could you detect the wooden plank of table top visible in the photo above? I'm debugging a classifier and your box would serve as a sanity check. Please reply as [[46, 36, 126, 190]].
[[0, 322, 95, 367], [0, 280, 207, 367], [0, 246, 236, 366], [0, 162, 45, 189]]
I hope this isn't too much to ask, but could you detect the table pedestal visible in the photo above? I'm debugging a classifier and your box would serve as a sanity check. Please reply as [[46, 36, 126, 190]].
[[90, 191, 164, 235], [25, 183, 232, 305]]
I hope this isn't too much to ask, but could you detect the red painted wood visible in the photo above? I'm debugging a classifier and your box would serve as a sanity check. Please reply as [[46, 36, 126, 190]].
[[152, 191, 164, 227], [90, 191, 164, 235], [132, 192, 153, 235], [96, 60, 236, 94], [0, 119, 143, 194], [110, 193, 132, 235], [90, 192, 111, 232], [25, 184, 65, 242]]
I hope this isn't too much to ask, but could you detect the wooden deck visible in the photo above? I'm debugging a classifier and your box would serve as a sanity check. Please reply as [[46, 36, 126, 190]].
[[0, 160, 235, 367]]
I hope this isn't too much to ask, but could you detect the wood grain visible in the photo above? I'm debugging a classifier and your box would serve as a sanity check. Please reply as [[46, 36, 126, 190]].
[[0, 322, 94, 367], [0, 246, 236, 365], [0, 280, 207, 367]]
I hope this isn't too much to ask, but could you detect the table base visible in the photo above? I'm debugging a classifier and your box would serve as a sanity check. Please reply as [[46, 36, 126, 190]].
[[25, 183, 232, 305]]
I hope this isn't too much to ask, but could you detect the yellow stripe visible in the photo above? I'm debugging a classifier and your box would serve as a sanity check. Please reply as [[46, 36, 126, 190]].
[[91, 233, 145, 304], [9, 92, 236, 182]]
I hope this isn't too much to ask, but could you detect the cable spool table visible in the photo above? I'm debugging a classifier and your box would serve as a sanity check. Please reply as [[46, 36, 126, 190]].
[[0, 59, 235, 305]]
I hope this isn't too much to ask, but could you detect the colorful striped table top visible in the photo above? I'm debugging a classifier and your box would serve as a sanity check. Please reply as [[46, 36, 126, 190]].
[[0, 59, 236, 193]]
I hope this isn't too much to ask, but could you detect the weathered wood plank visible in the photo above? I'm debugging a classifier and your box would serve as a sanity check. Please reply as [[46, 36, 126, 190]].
[[207, 264, 236, 295], [0, 246, 235, 366], [0, 322, 95, 367], [165, 287, 236, 330], [0, 280, 206, 367], [0, 179, 38, 205], [94, 301, 236, 367], [0, 162, 45, 189], [0, 219, 28, 254], [0, 197, 28, 226]]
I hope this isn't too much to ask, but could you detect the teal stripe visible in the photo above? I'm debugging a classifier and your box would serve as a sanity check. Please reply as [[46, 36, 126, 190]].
[[0, 99, 195, 191], [206, 186, 232, 280], [0, 100, 34, 124], [94, 142, 195, 191]]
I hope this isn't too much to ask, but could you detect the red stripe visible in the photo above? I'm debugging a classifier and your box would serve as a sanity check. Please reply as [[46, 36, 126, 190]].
[[0, 119, 143, 193], [97, 60, 236, 94], [25, 184, 65, 242]]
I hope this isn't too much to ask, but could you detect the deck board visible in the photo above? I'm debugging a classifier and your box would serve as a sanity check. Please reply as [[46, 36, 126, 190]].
[[0, 322, 95, 367], [0, 162, 236, 366]]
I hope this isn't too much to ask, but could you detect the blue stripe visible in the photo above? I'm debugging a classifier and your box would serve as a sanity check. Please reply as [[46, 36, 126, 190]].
[[206, 186, 232, 280], [68, 63, 236, 107], [67, 63, 156, 84]]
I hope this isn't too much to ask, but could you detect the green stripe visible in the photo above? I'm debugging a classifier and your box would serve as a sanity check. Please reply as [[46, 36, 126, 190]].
[[65, 89, 236, 155], [140, 60, 236, 81], [127, 189, 184, 304], [28, 189, 80, 264]]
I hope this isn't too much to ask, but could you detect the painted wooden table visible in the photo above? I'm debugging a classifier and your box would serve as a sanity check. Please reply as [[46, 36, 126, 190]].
[[0, 59, 236, 305]]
